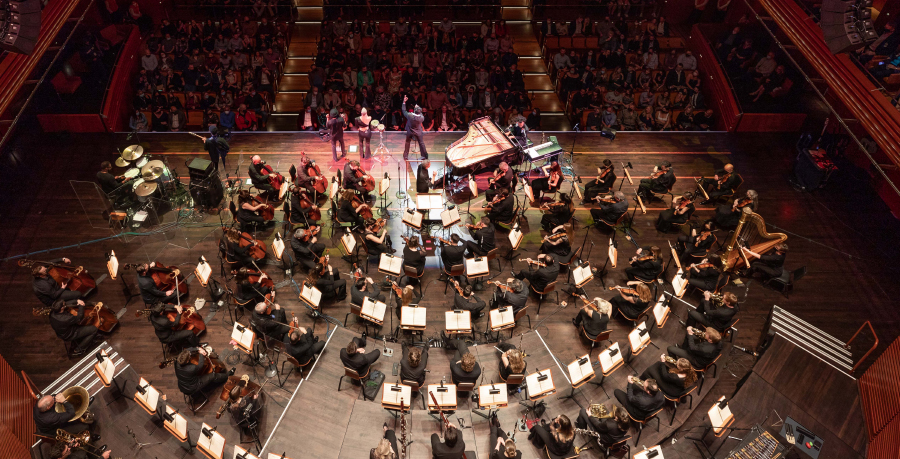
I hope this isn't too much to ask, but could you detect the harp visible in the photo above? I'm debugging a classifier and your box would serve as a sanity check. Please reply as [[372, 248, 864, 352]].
[[723, 208, 787, 271]]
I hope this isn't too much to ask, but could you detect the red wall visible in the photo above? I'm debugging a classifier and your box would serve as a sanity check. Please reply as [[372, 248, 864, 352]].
[[101, 25, 143, 132]]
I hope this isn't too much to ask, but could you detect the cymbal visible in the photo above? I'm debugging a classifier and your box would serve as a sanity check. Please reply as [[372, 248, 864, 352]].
[[377, 124, 385, 131], [121, 145, 144, 161], [370, 120, 380, 127], [114, 157, 130, 168], [134, 181, 158, 197], [141, 160, 166, 180]]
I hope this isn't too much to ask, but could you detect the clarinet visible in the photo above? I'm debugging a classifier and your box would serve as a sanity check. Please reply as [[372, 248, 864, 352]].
[[400, 399, 408, 459], [575, 427, 603, 440]]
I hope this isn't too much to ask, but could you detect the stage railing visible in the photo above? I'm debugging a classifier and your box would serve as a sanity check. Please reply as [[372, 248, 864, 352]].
[[848, 321, 878, 375]]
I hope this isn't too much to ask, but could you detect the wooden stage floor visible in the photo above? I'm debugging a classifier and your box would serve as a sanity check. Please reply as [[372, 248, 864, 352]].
[[2, 131, 897, 459]]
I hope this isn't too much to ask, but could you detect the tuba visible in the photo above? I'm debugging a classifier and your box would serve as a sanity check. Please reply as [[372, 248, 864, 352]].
[[55, 386, 94, 424]]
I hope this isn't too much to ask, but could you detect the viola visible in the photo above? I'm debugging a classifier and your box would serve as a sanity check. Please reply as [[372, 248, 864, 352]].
[[735, 197, 753, 209], [650, 168, 665, 180], [676, 198, 693, 211], [355, 166, 376, 192], [697, 231, 712, 243], [350, 195, 374, 220], [191, 346, 227, 374], [487, 280, 514, 293], [450, 278, 465, 296], [608, 286, 639, 297], [137, 305, 207, 336], [257, 161, 286, 197], [33, 301, 119, 333], [301, 226, 321, 242], [717, 172, 731, 188], [488, 168, 504, 188], [125, 262, 189, 297], [242, 267, 276, 306], [18, 259, 96, 295]]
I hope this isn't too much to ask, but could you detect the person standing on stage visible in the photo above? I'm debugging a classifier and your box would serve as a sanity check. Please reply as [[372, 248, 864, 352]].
[[355, 107, 373, 160], [402, 95, 428, 161], [416, 159, 433, 194], [327, 108, 347, 161], [202, 126, 230, 171]]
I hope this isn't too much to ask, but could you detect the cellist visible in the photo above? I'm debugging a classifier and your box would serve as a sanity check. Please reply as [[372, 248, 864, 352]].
[[31, 257, 84, 307], [237, 189, 271, 231], [249, 155, 281, 197], [289, 187, 320, 227], [223, 227, 257, 269], [49, 299, 99, 357], [149, 302, 200, 348], [342, 160, 373, 200], [234, 267, 275, 306], [136, 263, 179, 305]]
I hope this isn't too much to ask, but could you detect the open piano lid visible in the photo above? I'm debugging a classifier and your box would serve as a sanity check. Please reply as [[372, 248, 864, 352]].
[[445, 117, 517, 169]]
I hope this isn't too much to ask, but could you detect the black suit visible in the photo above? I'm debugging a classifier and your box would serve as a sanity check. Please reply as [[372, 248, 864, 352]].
[[746, 252, 785, 279], [486, 194, 515, 223], [614, 382, 665, 419], [514, 259, 559, 292], [638, 169, 675, 198], [440, 241, 466, 271], [449, 340, 481, 385], [291, 236, 320, 271], [340, 336, 381, 377], [486, 168, 515, 201], [590, 199, 628, 224], [351, 282, 385, 306], [403, 246, 427, 275], [251, 309, 291, 340], [138, 273, 178, 305], [453, 291, 485, 316], [575, 409, 626, 446], [33, 262, 83, 306], [584, 171, 617, 200], [284, 329, 325, 364], [402, 102, 428, 159], [174, 353, 228, 394], [150, 311, 199, 347], [699, 171, 739, 199], [431, 432, 466, 459], [327, 116, 346, 160], [464, 224, 495, 256], [315, 270, 347, 300], [34, 402, 89, 436], [400, 344, 429, 386], [49, 304, 98, 352], [249, 163, 276, 195], [625, 254, 662, 281], [574, 310, 609, 338], [416, 163, 432, 194], [687, 300, 736, 332], [492, 287, 528, 313], [667, 335, 723, 369]]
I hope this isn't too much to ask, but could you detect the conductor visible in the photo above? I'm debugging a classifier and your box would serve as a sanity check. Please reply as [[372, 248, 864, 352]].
[[402, 95, 428, 161]]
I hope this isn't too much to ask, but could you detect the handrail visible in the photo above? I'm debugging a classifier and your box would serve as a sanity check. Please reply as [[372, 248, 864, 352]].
[[848, 320, 878, 374]]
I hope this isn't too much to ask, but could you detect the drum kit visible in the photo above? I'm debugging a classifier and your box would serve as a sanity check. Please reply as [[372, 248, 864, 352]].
[[116, 145, 176, 202]]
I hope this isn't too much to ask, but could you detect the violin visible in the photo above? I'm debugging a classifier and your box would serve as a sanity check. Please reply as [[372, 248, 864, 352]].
[[594, 195, 618, 204], [437, 236, 455, 246], [350, 195, 374, 220], [650, 167, 665, 180], [676, 197, 693, 211], [389, 279, 403, 298], [368, 217, 387, 233], [301, 152, 328, 194], [124, 262, 189, 297], [631, 254, 655, 263], [608, 285, 639, 297], [547, 170, 561, 188], [487, 280, 514, 293], [18, 259, 96, 295], [717, 172, 731, 188], [484, 194, 504, 209], [488, 168, 503, 187], [401, 236, 426, 255], [256, 160, 285, 197], [450, 278, 465, 296], [33, 301, 119, 333], [696, 230, 713, 244], [355, 166, 376, 192], [598, 165, 613, 181], [137, 304, 207, 336], [301, 226, 322, 242], [735, 197, 753, 209], [518, 258, 547, 267], [691, 262, 716, 271], [575, 294, 598, 311], [316, 252, 330, 276], [224, 227, 267, 261], [543, 232, 567, 241], [540, 201, 565, 211]]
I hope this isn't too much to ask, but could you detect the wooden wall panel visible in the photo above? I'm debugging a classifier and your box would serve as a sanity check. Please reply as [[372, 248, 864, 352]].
[[859, 338, 900, 440], [0, 354, 35, 458]]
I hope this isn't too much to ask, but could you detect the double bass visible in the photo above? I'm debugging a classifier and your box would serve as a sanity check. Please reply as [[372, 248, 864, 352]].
[[124, 263, 189, 297], [18, 259, 96, 296], [33, 301, 119, 333], [136, 304, 207, 335]]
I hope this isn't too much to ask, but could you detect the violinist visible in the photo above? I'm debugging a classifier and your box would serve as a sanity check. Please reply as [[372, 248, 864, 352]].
[[290, 187, 321, 227], [589, 191, 628, 226], [531, 161, 563, 199], [223, 227, 257, 269], [136, 263, 179, 305], [539, 225, 571, 258], [249, 155, 278, 197], [583, 159, 617, 203], [351, 275, 386, 305], [513, 253, 559, 293], [684, 257, 722, 291], [698, 164, 739, 205], [540, 193, 574, 231], [401, 343, 430, 387], [656, 191, 695, 232], [174, 347, 233, 397], [338, 189, 368, 229], [637, 161, 675, 200], [284, 325, 326, 364], [439, 234, 466, 272], [485, 190, 515, 224], [291, 228, 326, 272], [687, 291, 737, 332], [96, 160, 126, 194], [403, 236, 427, 277], [355, 107, 373, 160], [463, 216, 496, 257], [392, 283, 416, 320], [343, 160, 372, 199], [416, 159, 433, 194], [50, 299, 100, 357], [572, 297, 611, 339], [234, 267, 274, 306], [251, 302, 294, 340], [340, 336, 381, 381], [491, 278, 527, 313], [625, 246, 662, 282], [676, 219, 716, 265], [309, 256, 347, 301], [149, 302, 200, 348], [667, 327, 722, 369], [236, 189, 269, 231], [741, 242, 788, 281], [452, 282, 486, 318], [364, 217, 395, 257], [485, 162, 515, 202], [32, 258, 84, 306], [610, 282, 652, 320], [715, 189, 758, 229]]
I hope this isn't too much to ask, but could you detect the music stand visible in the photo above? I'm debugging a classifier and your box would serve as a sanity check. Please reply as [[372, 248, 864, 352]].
[[381, 382, 412, 418], [401, 208, 423, 232], [475, 382, 509, 419], [94, 350, 127, 405], [486, 306, 515, 342], [591, 342, 625, 398], [299, 282, 323, 320], [558, 354, 594, 405], [231, 321, 256, 355], [521, 368, 555, 412], [503, 223, 524, 262], [108, 250, 139, 306], [652, 294, 671, 328], [378, 253, 404, 277], [339, 229, 359, 265], [444, 310, 473, 340], [465, 256, 490, 290], [196, 255, 213, 287], [134, 377, 160, 415], [398, 305, 426, 344], [633, 445, 663, 459], [627, 322, 657, 362], [570, 262, 594, 295], [378, 175, 392, 218], [234, 445, 261, 459], [197, 423, 226, 459], [163, 404, 190, 445], [440, 206, 461, 228], [361, 296, 389, 337]]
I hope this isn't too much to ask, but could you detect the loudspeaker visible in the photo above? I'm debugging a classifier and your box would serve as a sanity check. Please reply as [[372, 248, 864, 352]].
[[826, 32, 863, 54], [820, 0, 854, 13], [820, 11, 856, 26], [821, 22, 856, 38], [1, 26, 36, 55], [189, 171, 224, 208], [187, 157, 214, 181], [9, 11, 41, 28], [8, 0, 42, 14]]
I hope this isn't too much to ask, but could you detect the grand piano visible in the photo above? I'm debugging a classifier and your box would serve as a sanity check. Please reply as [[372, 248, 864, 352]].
[[438, 117, 524, 194]]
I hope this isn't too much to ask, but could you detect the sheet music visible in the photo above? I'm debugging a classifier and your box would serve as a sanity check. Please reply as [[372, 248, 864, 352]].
[[441, 207, 461, 227], [652, 295, 669, 327], [508, 226, 523, 249], [340, 233, 356, 255], [379, 177, 390, 195], [525, 369, 555, 398], [379, 254, 404, 275], [301, 283, 322, 307], [416, 193, 443, 209], [267, 454, 293, 459], [361, 297, 387, 323], [234, 446, 261, 459], [567, 355, 594, 386], [272, 238, 285, 260], [465, 257, 489, 277], [94, 350, 115, 386], [445, 310, 471, 331], [197, 423, 226, 459], [478, 383, 508, 407], [634, 446, 663, 459], [572, 263, 593, 287], [401, 306, 426, 328], [427, 384, 457, 407], [490, 307, 515, 330], [107, 251, 119, 280], [195, 256, 212, 286], [599, 342, 624, 374], [671, 270, 687, 297], [628, 323, 650, 353], [524, 182, 534, 203], [708, 397, 734, 434], [608, 239, 617, 268], [134, 378, 159, 413], [381, 383, 412, 408], [231, 322, 255, 351], [401, 210, 423, 229], [468, 176, 478, 196], [164, 405, 188, 440]]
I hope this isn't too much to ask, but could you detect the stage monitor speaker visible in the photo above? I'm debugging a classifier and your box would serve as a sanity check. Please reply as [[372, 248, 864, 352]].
[[1, 26, 36, 55], [187, 157, 214, 180], [190, 172, 223, 208], [820, 0, 854, 13], [8, 0, 42, 14], [9, 11, 41, 28], [821, 22, 856, 38], [826, 32, 864, 54], [820, 11, 857, 25]]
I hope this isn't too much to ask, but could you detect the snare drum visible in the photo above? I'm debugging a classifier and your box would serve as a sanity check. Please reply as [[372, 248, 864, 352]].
[[135, 157, 148, 168], [123, 168, 140, 179]]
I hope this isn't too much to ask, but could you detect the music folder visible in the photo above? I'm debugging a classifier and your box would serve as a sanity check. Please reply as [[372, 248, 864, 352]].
[[478, 383, 508, 408], [416, 193, 443, 210], [231, 322, 255, 354], [671, 269, 688, 298], [440, 206, 461, 228], [400, 306, 426, 329], [106, 250, 119, 280], [652, 295, 670, 328], [572, 262, 593, 288], [163, 405, 188, 442], [427, 384, 458, 409], [628, 322, 651, 355], [445, 310, 471, 333], [490, 307, 515, 330], [508, 225, 524, 249], [197, 423, 226, 459], [708, 396, 734, 436], [300, 283, 322, 309], [340, 232, 356, 255], [134, 377, 159, 415], [233, 445, 261, 459], [401, 209, 423, 229], [195, 255, 212, 287], [567, 354, 595, 387], [93, 350, 115, 387], [525, 369, 556, 399], [272, 236, 285, 261], [381, 382, 412, 410], [378, 254, 403, 276], [465, 257, 489, 278], [361, 297, 387, 325], [598, 342, 624, 375], [379, 177, 390, 196]]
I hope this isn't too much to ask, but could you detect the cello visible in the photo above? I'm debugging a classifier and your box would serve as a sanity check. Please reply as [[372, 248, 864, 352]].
[[354, 165, 376, 192], [256, 160, 286, 197], [160, 344, 227, 370], [350, 194, 374, 220], [124, 262, 189, 297], [301, 152, 328, 194], [236, 264, 276, 312], [33, 301, 119, 333], [19, 259, 96, 296], [136, 304, 207, 335], [223, 227, 268, 261], [291, 186, 321, 221], [251, 194, 275, 221]]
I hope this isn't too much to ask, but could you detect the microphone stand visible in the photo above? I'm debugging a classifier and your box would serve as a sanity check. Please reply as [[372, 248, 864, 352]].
[[396, 160, 406, 201]]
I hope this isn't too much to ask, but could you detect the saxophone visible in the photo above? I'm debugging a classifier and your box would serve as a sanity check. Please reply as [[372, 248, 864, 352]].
[[576, 427, 602, 439]]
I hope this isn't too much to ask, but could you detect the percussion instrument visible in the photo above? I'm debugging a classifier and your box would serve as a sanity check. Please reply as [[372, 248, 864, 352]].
[[122, 168, 140, 179], [121, 144, 144, 161], [114, 157, 130, 168]]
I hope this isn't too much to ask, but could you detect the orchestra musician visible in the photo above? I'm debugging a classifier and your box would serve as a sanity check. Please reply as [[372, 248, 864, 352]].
[[289, 187, 321, 226], [485, 190, 516, 224], [715, 190, 758, 229], [636, 161, 675, 200], [575, 405, 630, 448], [583, 159, 617, 202], [452, 282, 486, 318], [698, 164, 739, 205], [491, 278, 528, 313], [49, 441, 111, 459], [610, 282, 652, 320], [528, 414, 575, 457], [249, 155, 278, 196], [416, 159, 433, 194], [513, 253, 559, 293], [50, 299, 99, 357], [687, 291, 737, 332], [447, 339, 482, 386], [489, 412, 522, 459], [284, 326, 326, 364], [403, 236, 427, 277], [676, 220, 717, 266], [309, 256, 348, 301], [327, 108, 347, 161], [174, 347, 234, 397], [485, 162, 515, 202], [33, 393, 98, 438], [667, 327, 723, 369], [96, 161, 126, 194], [741, 243, 788, 280], [439, 234, 466, 272], [340, 336, 381, 381], [223, 377, 261, 421], [511, 119, 528, 148], [400, 343, 430, 387], [32, 257, 84, 306], [431, 423, 465, 459], [392, 283, 416, 320], [370, 423, 400, 459], [364, 218, 395, 257], [251, 302, 295, 340], [355, 107, 373, 160], [234, 267, 274, 306], [572, 297, 611, 339], [614, 376, 664, 421], [499, 347, 527, 380], [342, 161, 373, 199], [222, 227, 257, 269], [540, 193, 575, 231], [402, 95, 429, 161], [683, 257, 723, 292], [338, 189, 368, 229], [656, 191, 695, 232], [236, 189, 270, 231], [589, 191, 628, 226], [640, 356, 698, 397], [539, 225, 571, 258], [136, 263, 178, 305], [351, 275, 386, 305], [531, 161, 563, 199], [292, 228, 326, 272], [625, 246, 662, 282], [463, 216, 496, 257], [296, 155, 324, 193], [149, 302, 200, 348]]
